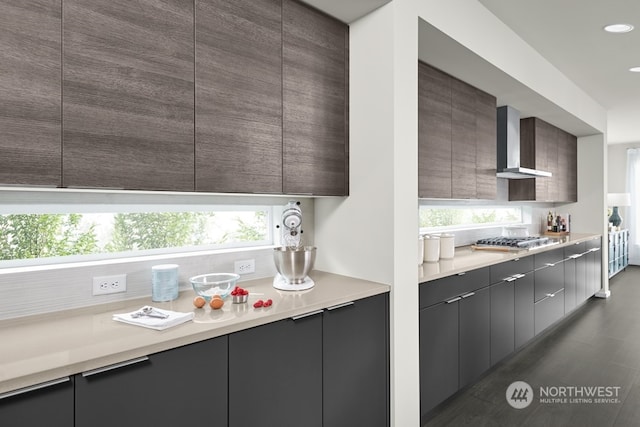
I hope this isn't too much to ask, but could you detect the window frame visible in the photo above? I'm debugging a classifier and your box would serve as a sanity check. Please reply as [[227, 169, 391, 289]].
[[0, 188, 281, 269], [419, 203, 529, 234]]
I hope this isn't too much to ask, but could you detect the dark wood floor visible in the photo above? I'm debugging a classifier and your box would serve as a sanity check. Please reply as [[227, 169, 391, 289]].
[[423, 266, 640, 427]]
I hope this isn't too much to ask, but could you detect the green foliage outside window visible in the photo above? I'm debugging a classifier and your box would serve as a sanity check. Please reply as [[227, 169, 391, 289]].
[[420, 207, 522, 229], [106, 212, 211, 252], [0, 210, 269, 262], [0, 214, 98, 260], [221, 211, 268, 243]]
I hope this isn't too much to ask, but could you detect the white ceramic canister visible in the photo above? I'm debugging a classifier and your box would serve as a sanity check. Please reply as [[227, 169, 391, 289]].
[[418, 236, 425, 265], [423, 235, 440, 263], [439, 233, 455, 259]]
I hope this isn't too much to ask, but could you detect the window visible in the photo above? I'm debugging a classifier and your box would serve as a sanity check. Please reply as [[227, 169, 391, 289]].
[[0, 206, 272, 266], [419, 205, 524, 232]]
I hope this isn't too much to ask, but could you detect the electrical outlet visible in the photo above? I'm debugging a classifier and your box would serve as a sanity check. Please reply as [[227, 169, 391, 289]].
[[93, 274, 127, 296], [234, 259, 255, 275]]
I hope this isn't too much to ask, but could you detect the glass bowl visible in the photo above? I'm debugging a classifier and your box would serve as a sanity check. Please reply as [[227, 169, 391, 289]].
[[190, 273, 239, 301]]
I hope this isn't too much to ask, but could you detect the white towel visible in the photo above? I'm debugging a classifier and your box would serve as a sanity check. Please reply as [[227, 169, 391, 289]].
[[113, 306, 194, 331]]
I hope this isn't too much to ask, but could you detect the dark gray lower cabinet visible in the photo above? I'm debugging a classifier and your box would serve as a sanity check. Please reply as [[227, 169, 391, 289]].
[[459, 287, 490, 388], [230, 293, 390, 427], [585, 238, 602, 296], [533, 254, 565, 335], [490, 279, 515, 365], [0, 377, 73, 427], [514, 272, 534, 349], [323, 294, 389, 427], [420, 301, 459, 417], [534, 258, 565, 335], [575, 253, 588, 304], [75, 337, 228, 427], [229, 313, 323, 427], [534, 288, 565, 335], [534, 248, 565, 302], [419, 268, 490, 419], [564, 242, 586, 313], [419, 240, 602, 421]]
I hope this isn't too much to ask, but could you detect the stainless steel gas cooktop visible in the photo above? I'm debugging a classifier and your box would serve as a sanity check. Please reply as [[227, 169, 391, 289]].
[[474, 236, 559, 251]]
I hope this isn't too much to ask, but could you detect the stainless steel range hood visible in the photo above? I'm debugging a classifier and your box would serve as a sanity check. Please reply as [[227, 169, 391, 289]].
[[496, 106, 552, 179]]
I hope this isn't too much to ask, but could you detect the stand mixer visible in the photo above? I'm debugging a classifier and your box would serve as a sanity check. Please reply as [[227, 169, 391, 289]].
[[273, 201, 316, 291]]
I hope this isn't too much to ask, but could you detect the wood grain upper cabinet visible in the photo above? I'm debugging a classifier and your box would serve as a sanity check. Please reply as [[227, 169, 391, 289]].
[[62, 0, 194, 191], [0, 1, 61, 186], [195, 0, 282, 193], [509, 117, 577, 202], [418, 62, 497, 199], [283, 0, 349, 196], [418, 62, 452, 199], [451, 77, 476, 199], [558, 128, 577, 202], [475, 89, 497, 200]]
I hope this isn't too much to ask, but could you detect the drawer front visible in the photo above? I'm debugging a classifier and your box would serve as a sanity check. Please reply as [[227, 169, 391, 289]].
[[534, 262, 564, 302], [489, 256, 534, 284], [534, 247, 565, 270], [419, 267, 490, 309], [586, 237, 601, 252], [534, 288, 565, 335], [564, 241, 586, 258]]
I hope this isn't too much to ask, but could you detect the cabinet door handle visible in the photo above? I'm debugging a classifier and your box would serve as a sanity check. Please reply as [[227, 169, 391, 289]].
[[445, 296, 462, 304], [591, 248, 601, 253], [545, 263, 556, 267], [505, 277, 517, 282], [291, 309, 324, 320], [82, 356, 149, 378], [457, 272, 466, 276], [513, 273, 526, 279], [569, 254, 582, 259], [0, 376, 70, 400], [461, 292, 475, 299], [326, 301, 354, 311], [546, 293, 556, 298]]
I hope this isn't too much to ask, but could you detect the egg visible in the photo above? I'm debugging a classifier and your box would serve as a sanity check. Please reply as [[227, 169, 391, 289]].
[[193, 296, 206, 308], [210, 297, 224, 310]]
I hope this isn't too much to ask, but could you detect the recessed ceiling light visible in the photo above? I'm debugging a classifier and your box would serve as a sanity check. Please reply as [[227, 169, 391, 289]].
[[604, 23, 634, 33], [629, 67, 640, 72]]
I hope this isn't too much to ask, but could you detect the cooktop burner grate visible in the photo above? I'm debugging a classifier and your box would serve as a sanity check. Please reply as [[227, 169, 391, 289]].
[[475, 236, 552, 249]]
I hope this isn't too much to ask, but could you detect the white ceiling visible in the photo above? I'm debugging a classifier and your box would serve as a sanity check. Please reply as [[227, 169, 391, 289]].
[[479, 0, 640, 144]]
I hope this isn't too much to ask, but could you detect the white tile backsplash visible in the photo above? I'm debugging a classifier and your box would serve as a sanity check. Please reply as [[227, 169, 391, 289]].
[[0, 248, 278, 321]]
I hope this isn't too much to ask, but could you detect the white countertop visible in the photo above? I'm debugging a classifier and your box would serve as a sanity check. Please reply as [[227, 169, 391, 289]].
[[0, 270, 389, 394], [419, 233, 602, 282]]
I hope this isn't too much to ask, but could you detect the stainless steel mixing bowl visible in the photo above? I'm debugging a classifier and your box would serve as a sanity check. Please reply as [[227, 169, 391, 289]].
[[273, 246, 316, 284]]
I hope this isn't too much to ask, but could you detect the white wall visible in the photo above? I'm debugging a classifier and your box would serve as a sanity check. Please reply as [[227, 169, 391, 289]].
[[316, 1, 421, 426], [315, 0, 608, 425], [608, 144, 633, 194], [560, 134, 609, 293]]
